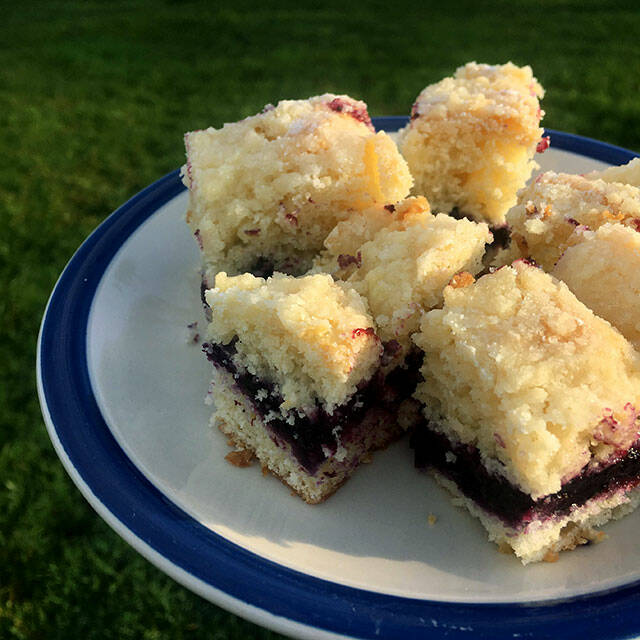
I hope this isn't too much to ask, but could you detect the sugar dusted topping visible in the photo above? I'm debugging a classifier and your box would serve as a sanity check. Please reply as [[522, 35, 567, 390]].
[[398, 62, 545, 226], [506, 170, 640, 270], [348, 212, 491, 352], [414, 62, 543, 125], [182, 94, 412, 275], [413, 261, 640, 499], [553, 223, 640, 350], [205, 272, 381, 412]]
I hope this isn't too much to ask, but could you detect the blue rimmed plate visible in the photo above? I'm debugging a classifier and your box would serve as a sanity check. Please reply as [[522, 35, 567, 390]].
[[37, 118, 640, 639]]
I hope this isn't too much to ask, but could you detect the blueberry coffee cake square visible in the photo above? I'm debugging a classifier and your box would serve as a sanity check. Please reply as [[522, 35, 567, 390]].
[[182, 94, 413, 282], [397, 62, 546, 227], [313, 195, 492, 360], [202, 272, 420, 503], [411, 260, 640, 563]]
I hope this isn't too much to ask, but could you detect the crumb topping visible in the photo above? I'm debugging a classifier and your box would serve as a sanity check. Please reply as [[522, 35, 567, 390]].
[[449, 272, 475, 289], [506, 170, 640, 270], [313, 196, 491, 353], [553, 223, 640, 350], [585, 157, 640, 187], [398, 62, 544, 225], [182, 93, 412, 275], [205, 272, 382, 413]]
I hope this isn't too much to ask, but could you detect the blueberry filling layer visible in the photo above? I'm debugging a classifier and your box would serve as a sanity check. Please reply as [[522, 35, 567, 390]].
[[411, 419, 640, 529], [248, 256, 276, 279], [204, 341, 423, 475]]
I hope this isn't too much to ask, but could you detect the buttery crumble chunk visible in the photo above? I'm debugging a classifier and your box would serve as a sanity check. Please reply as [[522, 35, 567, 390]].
[[397, 62, 545, 226], [314, 196, 491, 354], [204, 272, 381, 413], [506, 170, 640, 270], [553, 223, 640, 350]]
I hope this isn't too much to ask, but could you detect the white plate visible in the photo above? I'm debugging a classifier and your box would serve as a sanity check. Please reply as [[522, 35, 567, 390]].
[[38, 121, 640, 639]]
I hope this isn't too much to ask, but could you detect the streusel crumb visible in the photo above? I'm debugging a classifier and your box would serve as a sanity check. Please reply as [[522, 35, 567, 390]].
[[553, 223, 640, 350], [314, 196, 491, 353], [182, 94, 413, 276], [506, 170, 640, 269], [205, 272, 381, 412], [397, 62, 545, 226]]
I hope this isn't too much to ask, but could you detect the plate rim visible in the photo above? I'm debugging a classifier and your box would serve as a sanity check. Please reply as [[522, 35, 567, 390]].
[[37, 120, 640, 640]]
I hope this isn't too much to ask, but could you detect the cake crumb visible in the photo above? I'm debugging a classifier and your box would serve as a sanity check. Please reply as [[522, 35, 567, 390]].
[[497, 542, 514, 555], [225, 449, 254, 467], [592, 531, 608, 544], [543, 550, 559, 563], [427, 513, 438, 526], [361, 453, 373, 464], [261, 465, 270, 476], [449, 272, 475, 289], [186, 321, 200, 344]]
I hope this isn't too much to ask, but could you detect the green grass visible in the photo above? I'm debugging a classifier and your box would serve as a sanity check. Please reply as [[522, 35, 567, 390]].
[[2, 1, 640, 638]]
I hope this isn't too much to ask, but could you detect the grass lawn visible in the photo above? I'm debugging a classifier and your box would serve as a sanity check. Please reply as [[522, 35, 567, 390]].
[[2, 1, 640, 638]]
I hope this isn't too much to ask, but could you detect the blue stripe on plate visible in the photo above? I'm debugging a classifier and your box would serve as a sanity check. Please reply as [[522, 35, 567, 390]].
[[38, 119, 640, 639]]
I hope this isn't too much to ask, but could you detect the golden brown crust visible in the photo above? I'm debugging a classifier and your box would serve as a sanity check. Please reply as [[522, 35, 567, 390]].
[[224, 449, 255, 468], [449, 271, 475, 289]]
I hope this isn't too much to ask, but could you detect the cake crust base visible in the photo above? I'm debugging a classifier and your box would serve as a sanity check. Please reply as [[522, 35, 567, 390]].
[[209, 367, 406, 504], [433, 472, 640, 564]]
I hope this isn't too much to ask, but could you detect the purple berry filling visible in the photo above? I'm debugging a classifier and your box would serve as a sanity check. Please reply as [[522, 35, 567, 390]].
[[194, 229, 204, 250], [326, 97, 374, 131], [247, 256, 276, 278], [411, 419, 640, 529], [337, 252, 362, 269], [536, 136, 551, 153], [204, 340, 423, 475]]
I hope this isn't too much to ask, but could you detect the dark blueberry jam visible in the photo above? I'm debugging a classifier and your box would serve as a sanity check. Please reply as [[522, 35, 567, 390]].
[[248, 256, 276, 278], [204, 341, 423, 474], [337, 252, 362, 269], [490, 225, 510, 250], [200, 277, 209, 307], [411, 420, 640, 529]]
